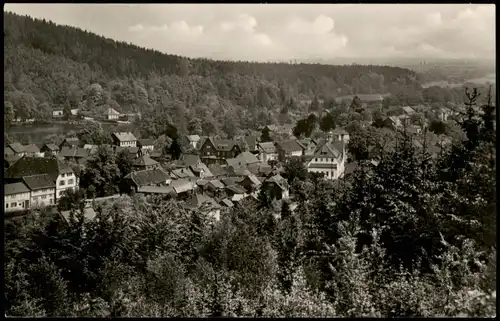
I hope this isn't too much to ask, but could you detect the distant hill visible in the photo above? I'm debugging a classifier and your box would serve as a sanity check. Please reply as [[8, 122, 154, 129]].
[[4, 11, 422, 137]]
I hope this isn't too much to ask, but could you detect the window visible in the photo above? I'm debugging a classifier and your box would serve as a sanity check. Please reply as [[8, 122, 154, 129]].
[[59, 191, 64, 196], [315, 158, 318, 162], [61, 173, 65, 178], [6, 204, 8, 208], [60, 180, 65, 186], [207, 152, 210, 156], [68, 179, 74, 185], [11, 202, 16, 207], [41, 195, 47, 199]]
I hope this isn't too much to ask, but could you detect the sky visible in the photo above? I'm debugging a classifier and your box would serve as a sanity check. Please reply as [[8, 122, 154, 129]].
[[4, 3, 496, 62]]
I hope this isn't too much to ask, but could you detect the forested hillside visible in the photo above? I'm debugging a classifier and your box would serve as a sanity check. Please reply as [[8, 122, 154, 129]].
[[5, 12, 425, 136]]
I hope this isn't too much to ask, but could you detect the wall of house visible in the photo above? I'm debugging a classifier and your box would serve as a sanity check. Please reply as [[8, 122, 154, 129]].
[[119, 140, 137, 147], [56, 172, 78, 200], [31, 188, 56, 207], [108, 114, 119, 120], [4, 191, 31, 212]]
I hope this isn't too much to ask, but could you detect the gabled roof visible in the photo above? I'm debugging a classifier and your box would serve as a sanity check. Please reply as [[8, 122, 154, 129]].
[[180, 154, 201, 167], [194, 162, 213, 178], [43, 143, 59, 151], [244, 136, 259, 151], [171, 167, 195, 179], [243, 173, 262, 186], [107, 108, 120, 115], [8, 143, 25, 153], [138, 138, 155, 146], [214, 139, 240, 152], [171, 179, 195, 194], [247, 163, 273, 176], [208, 179, 225, 189], [221, 198, 234, 207], [125, 168, 170, 186], [275, 140, 304, 153], [186, 135, 201, 142], [402, 106, 416, 115], [133, 155, 159, 167], [184, 193, 220, 209], [258, 142, 276, 154], [207, 164, 226, 177], [235, 151, 260, 165], [5, 157, 73, 181], [265, 174, 288, 191], [23, 174, 56, 190], [23, 144, 40, 153], [226, 184, 247, 194], [222, 177, 244, 187], [137, 186, 173, 194], [387, 116, 402, 126], [5, 182, 30, 195], [5, 154, 21, 165], [313, 141, 342, 159], [113, 132, 137, 142]]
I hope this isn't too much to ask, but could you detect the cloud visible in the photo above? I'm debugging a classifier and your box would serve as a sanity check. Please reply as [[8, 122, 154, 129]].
[[4, 4, 495, 61]]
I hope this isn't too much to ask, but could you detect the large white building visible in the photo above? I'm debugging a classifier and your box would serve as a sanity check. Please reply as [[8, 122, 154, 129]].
[[307, 140, 346, 180]]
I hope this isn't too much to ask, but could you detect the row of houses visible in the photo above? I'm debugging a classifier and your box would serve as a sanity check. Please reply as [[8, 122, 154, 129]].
[[4, 157, 79, 213]]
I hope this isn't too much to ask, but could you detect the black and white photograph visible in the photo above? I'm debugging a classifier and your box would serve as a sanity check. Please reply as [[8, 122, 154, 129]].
[[3, 3, 496, 317]]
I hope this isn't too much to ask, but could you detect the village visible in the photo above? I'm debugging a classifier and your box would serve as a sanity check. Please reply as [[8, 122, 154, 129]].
[[4, 98, 458, 224]]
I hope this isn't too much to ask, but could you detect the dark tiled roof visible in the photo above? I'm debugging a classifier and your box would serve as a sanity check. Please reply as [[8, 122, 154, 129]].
[[244, 136, 258, 151], [207, 164, 226, 177], [275, 140, 304, 153], [235, 151, 260, 165], [208, 179, 225, 189], [265, 174, 288, 191], [171, 167, 195, 179], [258, 142, 276, 154], [226, 184, 247, 194], [112, 132, 137, 142], [133, 155, 159, 167], [5, 155, 21, 165], [126, 168, 170, 186], [184, 193, 220, 209], [171, 179, 196, 194], [207, 138, 239, 152], [43, 143, 59, 151], [180, 154, 201, 167], [8, 143, 25, 153], [6, 157, 73, 181], [23, 174, 56, 190], [222, 177, 244, 186], [138, 139, 155, 146], [23, 144, 40, 153], [5, 182, 30, 195]]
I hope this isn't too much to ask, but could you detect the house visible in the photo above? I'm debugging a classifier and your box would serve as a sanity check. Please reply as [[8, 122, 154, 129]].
[[170, 179, 197, 199], [112, 132, 137, 147], [262, 174, 289, 200], [175, 154, 202, 168], [184, 193, 222, 221], [4, 182, 31, 213], [398, 114, 411, 127], [383, 116, 403, 130], [132, 155, 160, 172], [5, 156, 78, 202], [23, 144, 43, 158], [5, 155, 21, 169], [23, 174, 57, 207], [5, 143, 26, 157], [106, 108, 120, 120], [299, 138, 318, 156], [53, 110, 64, 118], [199, 138, 242, 165], [239, 173, 262, 193], [207, 164, 226, 177], [402, 106, 416, 116], [190, 162, 213, 179], [206, 179, 225, 198], [328, 128, 350, 143], [247, 162, 273, 177], [70, 108, 79, 116], [60, 137, 80, 149], [233, 151, 261, 166], [59, 147, 90, 165], [137, 139, 155, 153], [114, 146, 141, 158], [123, 168, 171, 193], [307, 140, 346, 180], [275, 140, 305, 162], [41, 143, 60, 157], [186, 135, 201, 149], [257, 142, 278, 163], [225, 184, 248, 199], [437, 107, 451, 122], [171, 167, 196, 179], [244, 136, 259, 154]]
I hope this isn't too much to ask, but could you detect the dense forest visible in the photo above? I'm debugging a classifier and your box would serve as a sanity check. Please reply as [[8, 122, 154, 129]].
[[6, 11, 491, 141], [4, 87, 496, 317]]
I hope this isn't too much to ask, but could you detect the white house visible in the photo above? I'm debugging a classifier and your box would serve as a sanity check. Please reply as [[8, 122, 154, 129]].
[[53, 110, 64, 118], [23, 174, 57, 207], [112, 132, 138, 147], [329, 128, 350, 143], [4, 182, 31, 212], [56, 171, 78, 200], [307, 140, 346, 180], [257, 142, 278, 163], [106, 108, 120, 120], [138, 139, 155, 153], [186, 135, 201, 149]]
